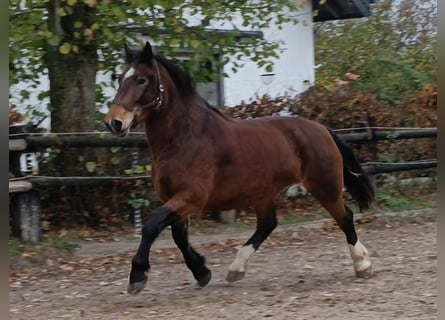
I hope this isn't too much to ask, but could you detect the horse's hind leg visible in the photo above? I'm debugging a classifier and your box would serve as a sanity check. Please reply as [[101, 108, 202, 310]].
[[306, 183, 373, 278], [171, 217, 212, 287], [325, 200, 372, 277], [226, 202, 277, 282], [342, 205, 373, 278]]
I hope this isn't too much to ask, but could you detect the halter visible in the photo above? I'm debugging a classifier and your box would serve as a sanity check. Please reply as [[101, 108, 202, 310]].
[[111, 59, 165, 112]]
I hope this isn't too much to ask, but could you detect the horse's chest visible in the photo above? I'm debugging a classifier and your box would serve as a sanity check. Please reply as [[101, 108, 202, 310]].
[[152, 170, 174, 201], [152, 164, 188, 201]]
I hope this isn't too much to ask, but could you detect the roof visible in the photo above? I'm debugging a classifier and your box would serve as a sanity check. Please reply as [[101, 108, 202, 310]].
[[312, 0, 375, 22]]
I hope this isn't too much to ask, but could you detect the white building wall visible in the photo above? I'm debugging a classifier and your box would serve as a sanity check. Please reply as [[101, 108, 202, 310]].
[[223, 10, 314, 106]]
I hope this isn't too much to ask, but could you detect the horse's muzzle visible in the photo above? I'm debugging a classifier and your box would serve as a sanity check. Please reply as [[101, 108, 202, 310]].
[[104, 119, 131, 137], [104, 119, 123, 133], [104, 104, 139, 137]]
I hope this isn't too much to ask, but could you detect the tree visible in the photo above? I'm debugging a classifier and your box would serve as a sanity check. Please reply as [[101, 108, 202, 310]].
[[9, 0, 305, 132], [314, 0, 437, 106]]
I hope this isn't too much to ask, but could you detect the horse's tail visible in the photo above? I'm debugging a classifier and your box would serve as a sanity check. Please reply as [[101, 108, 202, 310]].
[[327, 127, 375, 212]]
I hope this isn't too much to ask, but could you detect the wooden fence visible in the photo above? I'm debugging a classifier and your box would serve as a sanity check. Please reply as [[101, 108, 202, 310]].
[[9, 127, 437, 242]]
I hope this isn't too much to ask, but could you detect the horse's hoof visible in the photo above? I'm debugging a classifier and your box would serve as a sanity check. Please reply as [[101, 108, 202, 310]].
[[355, 265, 373, 278], [197, 270, 212, 287], [226, 270, 246, 282], [127, 279, 147, 295]]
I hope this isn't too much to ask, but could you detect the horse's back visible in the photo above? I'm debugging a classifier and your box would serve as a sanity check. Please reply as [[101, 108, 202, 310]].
[[235, 115, 334, 156]]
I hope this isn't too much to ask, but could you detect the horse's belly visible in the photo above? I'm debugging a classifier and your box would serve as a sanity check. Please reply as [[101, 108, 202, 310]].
[[205, 166, 299, 211], [205, 188, 255, 211]]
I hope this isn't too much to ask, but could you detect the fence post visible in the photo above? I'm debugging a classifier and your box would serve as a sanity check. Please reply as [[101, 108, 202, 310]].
[[365, 115, 378, 191], [219, 209, 237, 224], [131, 149, 142, 234], [9, 123, 41, 243]]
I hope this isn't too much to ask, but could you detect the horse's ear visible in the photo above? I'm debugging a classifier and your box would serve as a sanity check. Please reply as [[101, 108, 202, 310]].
[[141, 41, 154, 65], [124, 43, 134, 63]]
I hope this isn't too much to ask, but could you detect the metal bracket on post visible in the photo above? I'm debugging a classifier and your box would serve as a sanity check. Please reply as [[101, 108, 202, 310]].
[[19, 153, 39, 173]]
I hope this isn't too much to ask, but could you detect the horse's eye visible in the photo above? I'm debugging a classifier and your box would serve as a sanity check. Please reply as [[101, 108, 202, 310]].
[[136, 77, 148, 86]]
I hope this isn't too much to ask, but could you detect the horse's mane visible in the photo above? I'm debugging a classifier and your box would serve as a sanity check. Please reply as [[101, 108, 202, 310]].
[[154, 55, 196, 96], [154, 54, 229, 119]]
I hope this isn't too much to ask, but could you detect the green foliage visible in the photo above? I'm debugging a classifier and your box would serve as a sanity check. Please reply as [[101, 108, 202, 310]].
[[9, 0, 303, 118], [128, 193, 150, 210], [349, 59, 431, 106], [124, 164, 151, 175], [314, 0, 437, 106], [85, 161, 97, 173]]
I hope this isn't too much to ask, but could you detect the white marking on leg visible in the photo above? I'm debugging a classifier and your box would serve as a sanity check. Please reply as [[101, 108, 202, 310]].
[[228, 244, 255, 273], [123, 67, 135, 80], [348, 239, 371, 272]]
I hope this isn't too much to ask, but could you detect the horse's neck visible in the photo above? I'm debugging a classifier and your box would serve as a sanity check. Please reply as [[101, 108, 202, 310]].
[[143, 94, 211, 157]]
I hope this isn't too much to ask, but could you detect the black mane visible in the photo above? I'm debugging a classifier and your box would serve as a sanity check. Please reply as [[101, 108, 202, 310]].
[[134, 48, 228, 118], [154, 55, 196, 96]]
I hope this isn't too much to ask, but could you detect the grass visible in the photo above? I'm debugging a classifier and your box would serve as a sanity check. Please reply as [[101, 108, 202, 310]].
[[375, 192, 436, 211], [47, 236, 79, 253], [374, 180, 436, 212], [9, 234, 79, 258]]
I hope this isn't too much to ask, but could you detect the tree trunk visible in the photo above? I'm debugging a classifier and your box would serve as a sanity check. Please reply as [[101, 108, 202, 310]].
[[44, 1, 100, 217], [45, 0, 98, 133]]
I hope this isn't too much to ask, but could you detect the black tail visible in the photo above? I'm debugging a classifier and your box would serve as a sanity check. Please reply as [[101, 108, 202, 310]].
[[327, 128, 375, 212]]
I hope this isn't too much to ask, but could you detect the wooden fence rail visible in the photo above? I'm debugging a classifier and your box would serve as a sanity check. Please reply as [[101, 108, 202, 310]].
[[8, 159, 437, 193], [9, 128, 437, 150], [9, 175, 152, 192], [9, 127, 437, 243], [363, 159, 437, 175]]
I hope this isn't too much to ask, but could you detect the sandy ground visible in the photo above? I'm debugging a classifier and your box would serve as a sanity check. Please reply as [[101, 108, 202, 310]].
[[9, 209, 436, 320]]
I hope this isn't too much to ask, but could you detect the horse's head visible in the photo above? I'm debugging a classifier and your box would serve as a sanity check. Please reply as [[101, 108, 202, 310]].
[[104, 41, 164, 137]]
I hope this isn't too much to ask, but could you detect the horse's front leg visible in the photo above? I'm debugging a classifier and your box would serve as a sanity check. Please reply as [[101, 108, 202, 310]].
[[127, 206, 174, 294], [127, 194, 204, 295], [171, 217, 212, 287]]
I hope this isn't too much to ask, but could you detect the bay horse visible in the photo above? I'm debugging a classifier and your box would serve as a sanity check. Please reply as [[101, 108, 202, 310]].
[[104, 41, 375, 295]]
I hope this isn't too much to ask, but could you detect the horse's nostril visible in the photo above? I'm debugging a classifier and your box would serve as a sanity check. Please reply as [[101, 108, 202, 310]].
[[110, 119, 123, 132], [104, 120, 112, 132]]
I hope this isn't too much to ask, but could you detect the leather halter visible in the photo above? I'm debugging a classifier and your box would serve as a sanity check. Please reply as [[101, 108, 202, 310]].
[[111, 59, 165, 112]]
